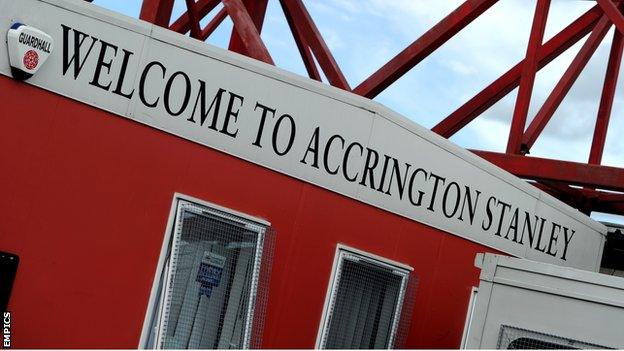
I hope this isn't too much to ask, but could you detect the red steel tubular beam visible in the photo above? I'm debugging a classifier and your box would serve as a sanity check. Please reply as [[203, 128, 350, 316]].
[[532, 182, 593, 214], [184, 0, 202, 39], [584, 189, 624, 215], [228, 0, 269, 56], [589, 30, 624, 164], [538, 180, 590, 210], [280, 0, 350, 90], [432, 5, 603, 138], [540, 180, 585, 200], [280, 0, 321, 81], [534, 183, 624, 215], [353, 0, 497, 99], [593, 198, 624, 214], [222, 0, 274, 64], [472, 150, 624, 192], [597, 0, 624, 34], [521, 15, 611, 152], [578, 187, 624, 205], [199, 8, 228, 41], [139, 0, 175, 27], [506, 0, 550, 154], [170, 0, 221, 34]]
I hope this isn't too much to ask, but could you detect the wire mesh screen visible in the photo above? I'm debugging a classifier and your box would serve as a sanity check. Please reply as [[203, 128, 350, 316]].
[[497, 325, 612, 350], [248, 226, 275, 349], [392, 272, 418, 349], [158, 201, 271, 349], [321, 251, 410, 349]]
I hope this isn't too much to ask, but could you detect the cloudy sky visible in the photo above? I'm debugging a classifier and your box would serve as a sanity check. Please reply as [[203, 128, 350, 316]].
[[93, 0, 623, 223]]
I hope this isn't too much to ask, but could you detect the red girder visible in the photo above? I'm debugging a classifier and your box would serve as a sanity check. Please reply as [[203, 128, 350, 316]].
[[200, 8, 227, 41], [139, 0, 174, 27], [597, 0, 624, 33], [521, 15, 611, 153], [353, 0, 497, 99], [431, 5, 603, 138], [589, 29, 624, 165], [221, 0, 273, 64], [473, 150, 624, 193], [280, 0, 320, 81], [138, 0, 624, 216], [532, 182, 624, 215], [279, 0, 350, 90], [534, 181, 593, 214], [184, 0, 202, 39], [228, 0, 269, 56], [170, 0, 220, 33], [588, 191, 624, 214], [507, 0, 550, 155]]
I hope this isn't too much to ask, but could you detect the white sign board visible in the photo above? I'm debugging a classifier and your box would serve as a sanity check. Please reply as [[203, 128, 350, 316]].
[[0, 0, 607, 271]]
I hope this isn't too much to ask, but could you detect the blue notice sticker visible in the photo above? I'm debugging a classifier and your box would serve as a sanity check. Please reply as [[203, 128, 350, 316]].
[[198, 284, 213, 298], [196, 262, 223, 285], [196, 252, 225, 297]]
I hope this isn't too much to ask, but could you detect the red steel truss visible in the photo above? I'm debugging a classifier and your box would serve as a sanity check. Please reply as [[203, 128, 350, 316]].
[[138, 0, 624, 216]]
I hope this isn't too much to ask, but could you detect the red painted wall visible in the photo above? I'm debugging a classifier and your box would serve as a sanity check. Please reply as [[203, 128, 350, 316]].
[[0, 75, 496, 349]]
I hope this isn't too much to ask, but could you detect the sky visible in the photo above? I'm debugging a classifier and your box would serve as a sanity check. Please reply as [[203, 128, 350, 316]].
[[92, 0, 623, 224]]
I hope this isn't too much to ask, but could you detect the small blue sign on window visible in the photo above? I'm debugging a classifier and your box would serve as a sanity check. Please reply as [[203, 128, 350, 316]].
[[196, 252, 226, 297]]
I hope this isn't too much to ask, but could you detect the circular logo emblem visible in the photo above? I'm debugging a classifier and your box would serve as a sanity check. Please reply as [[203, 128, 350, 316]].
[[23, 50, 39, 70]]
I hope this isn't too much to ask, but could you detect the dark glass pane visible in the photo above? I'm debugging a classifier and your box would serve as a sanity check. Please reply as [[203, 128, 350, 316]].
[[325, 259, 403, 349]]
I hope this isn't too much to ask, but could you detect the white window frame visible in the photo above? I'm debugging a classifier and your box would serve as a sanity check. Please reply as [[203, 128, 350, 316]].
[[139, 193, 270, 349], [316, 244, 413, 349], [460, 287, 478, 349]]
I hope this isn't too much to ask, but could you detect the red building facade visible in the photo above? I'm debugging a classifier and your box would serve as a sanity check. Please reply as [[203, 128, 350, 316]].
[[0, 0, 606, 348]]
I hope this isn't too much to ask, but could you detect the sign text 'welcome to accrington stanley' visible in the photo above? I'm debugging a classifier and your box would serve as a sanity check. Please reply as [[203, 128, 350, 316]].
[[58, 24, 578, 262]]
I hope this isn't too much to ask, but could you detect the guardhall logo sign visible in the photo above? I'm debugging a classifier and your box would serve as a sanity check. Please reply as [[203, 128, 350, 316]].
[[6, 22, 53, 80]]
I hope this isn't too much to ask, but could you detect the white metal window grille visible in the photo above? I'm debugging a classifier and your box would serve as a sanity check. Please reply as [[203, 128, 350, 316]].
[[318, 247, 412, 349], [147, 199, 274, 349], [497, 325, 612, 350]]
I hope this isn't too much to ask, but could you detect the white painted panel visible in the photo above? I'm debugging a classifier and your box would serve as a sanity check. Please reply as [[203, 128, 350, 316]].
[[362, 116, 541, 259], [467, 254, 624, 349], [132, 37, 374, 200]]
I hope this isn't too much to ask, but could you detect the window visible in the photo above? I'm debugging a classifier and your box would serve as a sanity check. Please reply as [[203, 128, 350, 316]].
[[142, 197, 273, 349], [317, 246, 413, 349], [497, 325, 611, 350]]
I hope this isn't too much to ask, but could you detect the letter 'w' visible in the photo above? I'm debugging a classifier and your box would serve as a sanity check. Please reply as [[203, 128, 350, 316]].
[[61, 25, 98, 79]]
